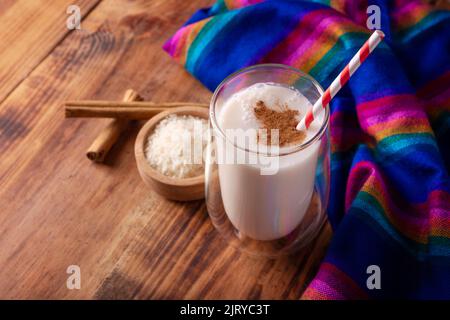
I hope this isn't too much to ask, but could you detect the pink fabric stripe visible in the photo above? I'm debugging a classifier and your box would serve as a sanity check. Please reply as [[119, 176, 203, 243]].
[[358, 94, 424, 114], [361, 109, 427, 128], [346, 161, 450, 241], [304, 263, 369, 300], [261, 9, 334, 63]]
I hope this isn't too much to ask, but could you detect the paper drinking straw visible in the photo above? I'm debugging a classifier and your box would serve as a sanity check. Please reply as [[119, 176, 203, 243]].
[[296, 30, 385, 131]]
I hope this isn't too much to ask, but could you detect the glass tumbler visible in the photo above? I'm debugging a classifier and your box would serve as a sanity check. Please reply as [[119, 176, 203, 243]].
[[205, 64, 330, 257]]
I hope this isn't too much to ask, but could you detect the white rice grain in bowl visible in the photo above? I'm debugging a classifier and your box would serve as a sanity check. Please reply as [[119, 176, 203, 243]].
[[135, 106, 209, 201]]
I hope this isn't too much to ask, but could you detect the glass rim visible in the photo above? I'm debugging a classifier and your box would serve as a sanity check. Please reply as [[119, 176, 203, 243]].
[[209, 63, 330, 157]]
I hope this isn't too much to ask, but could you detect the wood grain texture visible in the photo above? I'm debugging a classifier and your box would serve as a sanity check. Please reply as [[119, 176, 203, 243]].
[[0, 0, 332, 299], [0, 0, 101, 104], [0, 0, 15, 16]]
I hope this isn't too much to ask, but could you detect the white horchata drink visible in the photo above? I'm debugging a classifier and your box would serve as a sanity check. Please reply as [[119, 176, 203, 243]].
[[215, 82, 324, 241]]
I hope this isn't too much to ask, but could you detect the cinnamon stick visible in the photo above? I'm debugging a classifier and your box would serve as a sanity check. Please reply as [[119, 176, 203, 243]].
[[65, 100, 209, 108], [66, 106, 166, 119], [65, 100, 209, 119], [65, 104, 208, 119], [86, 89, 142, 162]]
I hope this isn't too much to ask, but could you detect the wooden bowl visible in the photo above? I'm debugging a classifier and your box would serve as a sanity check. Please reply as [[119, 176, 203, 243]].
[[134, 106, 209, 201]]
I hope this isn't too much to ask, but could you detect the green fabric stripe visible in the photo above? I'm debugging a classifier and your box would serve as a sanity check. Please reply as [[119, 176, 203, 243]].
[[309, 0, 331, 6], [352, 192, 430, 258], [396, 10, 450, 43], [376, 133, 438, 157], [186, 11, 239, 73], [211, 0, 228, 15]]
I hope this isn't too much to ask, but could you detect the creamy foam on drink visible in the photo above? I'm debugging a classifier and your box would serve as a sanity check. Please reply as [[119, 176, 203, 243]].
[[216, 82, 324, 241], [218, 83, 322, 147]]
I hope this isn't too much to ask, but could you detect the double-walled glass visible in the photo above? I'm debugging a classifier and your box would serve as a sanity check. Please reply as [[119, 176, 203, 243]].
[[205, 64, 330, 257]]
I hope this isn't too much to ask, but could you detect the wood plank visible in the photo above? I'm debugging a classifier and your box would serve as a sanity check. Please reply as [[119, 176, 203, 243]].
[[94, 214, 331, 299], [0, 0, 101, 104], [0, 0, 15, 15], [0, 0, 332, 299]]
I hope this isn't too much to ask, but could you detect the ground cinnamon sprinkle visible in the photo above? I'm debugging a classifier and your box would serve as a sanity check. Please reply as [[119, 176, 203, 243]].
[[253, 100, 306, 146]]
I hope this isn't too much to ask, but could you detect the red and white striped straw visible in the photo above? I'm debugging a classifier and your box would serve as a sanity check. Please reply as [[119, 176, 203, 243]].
[[296, 30, 385, 131]]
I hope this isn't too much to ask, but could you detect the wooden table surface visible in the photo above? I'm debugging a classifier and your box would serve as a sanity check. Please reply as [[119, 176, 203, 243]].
[[0, 0, 332, 299]]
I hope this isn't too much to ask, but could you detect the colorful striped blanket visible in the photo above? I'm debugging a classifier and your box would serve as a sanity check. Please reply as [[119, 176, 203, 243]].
[[164, 0, 450, 299]]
